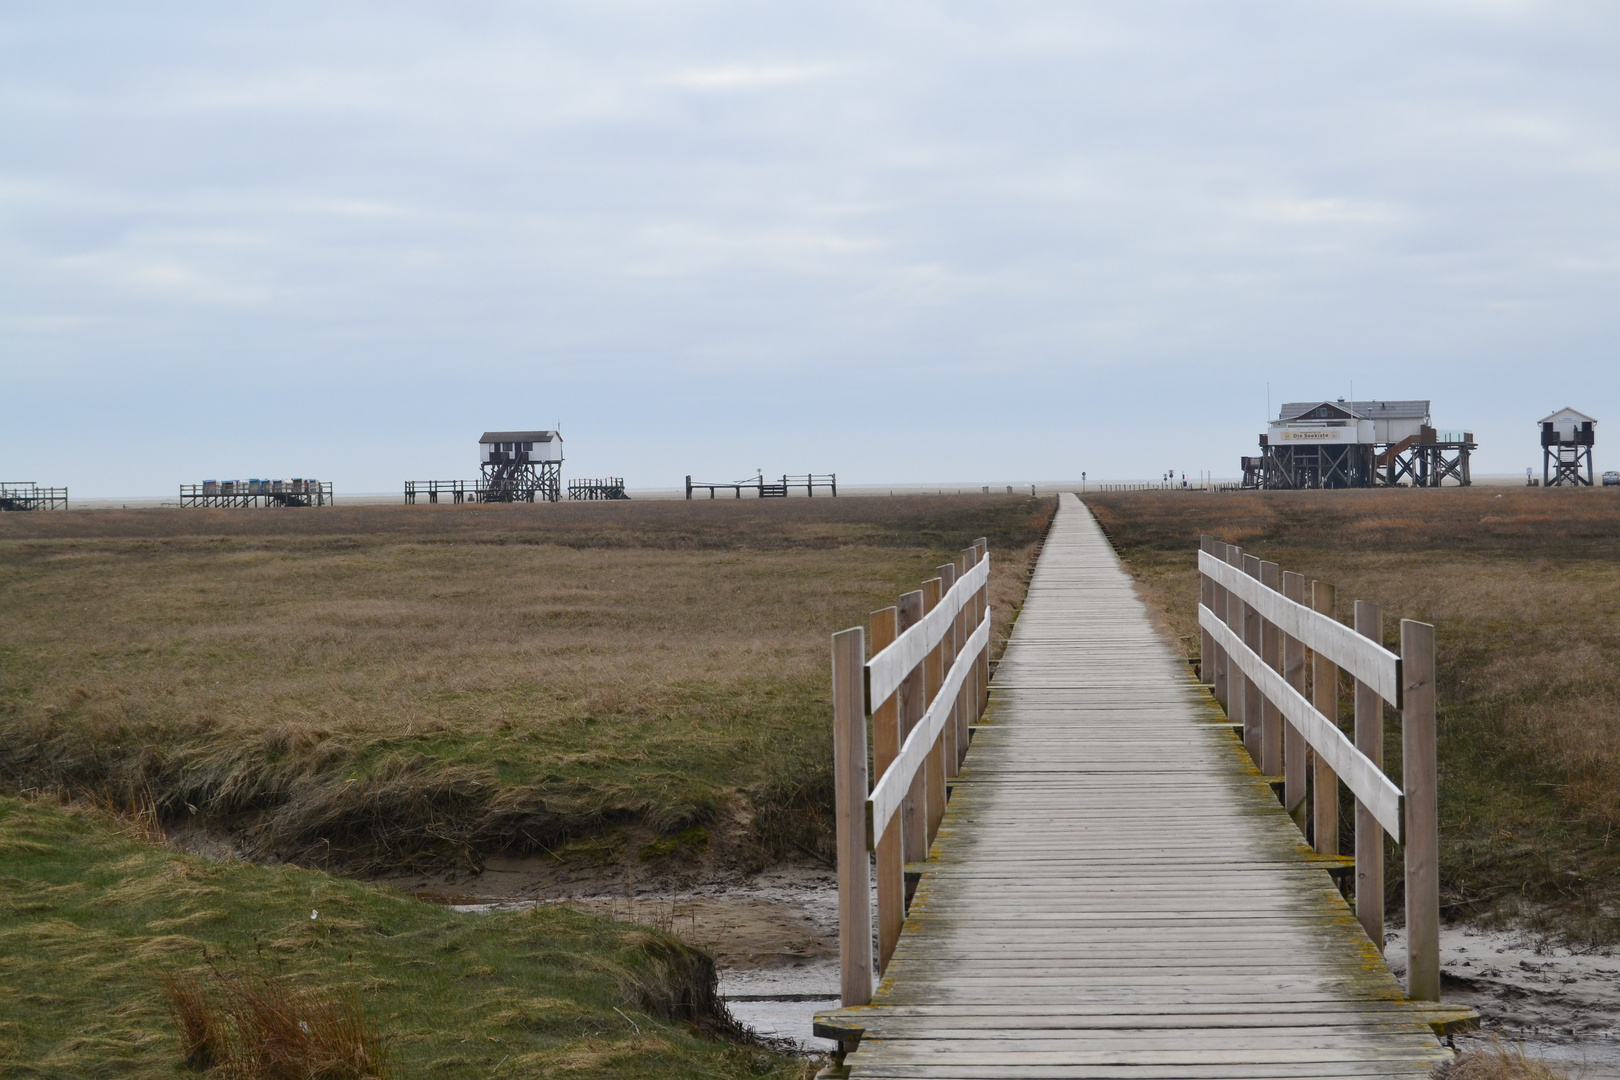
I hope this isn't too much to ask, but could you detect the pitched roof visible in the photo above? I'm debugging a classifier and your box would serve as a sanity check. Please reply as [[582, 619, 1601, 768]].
[[1275, 401, 1360, 422], [479, 430, 560, 443], [1538, 407, 1596, 425], [1278, 399, 1429, 422]]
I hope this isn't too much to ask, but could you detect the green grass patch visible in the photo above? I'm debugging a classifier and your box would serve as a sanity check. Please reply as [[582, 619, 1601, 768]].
[[0, 795, 806, 1078]]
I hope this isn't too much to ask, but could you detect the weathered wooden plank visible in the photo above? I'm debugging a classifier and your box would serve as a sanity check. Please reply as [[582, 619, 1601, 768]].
[[1281, 570, 1309, 829], [896, 589, 929, 870], [1402, 618, 1441, 1003], [922, 576, 948, 844], [1353, 600, 1386, 951], [831, 624, 872, 1007], [870, 605, 904, 975], [1259, 560, 1284, 777], [1310, 579, 1341, 858]]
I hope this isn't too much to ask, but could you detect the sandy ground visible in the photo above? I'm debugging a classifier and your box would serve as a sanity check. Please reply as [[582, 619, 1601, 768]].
[[1386, 925, 1620, 1076]]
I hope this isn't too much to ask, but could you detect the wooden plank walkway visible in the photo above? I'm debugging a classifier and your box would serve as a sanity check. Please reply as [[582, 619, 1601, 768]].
[[817, 493, 1457, 1079]]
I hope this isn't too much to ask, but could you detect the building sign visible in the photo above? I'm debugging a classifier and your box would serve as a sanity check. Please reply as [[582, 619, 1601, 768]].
[[1277, 429, 1348, 442]]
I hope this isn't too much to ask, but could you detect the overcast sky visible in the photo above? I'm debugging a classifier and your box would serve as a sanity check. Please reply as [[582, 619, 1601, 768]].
[[3, 3, 1617, 496]]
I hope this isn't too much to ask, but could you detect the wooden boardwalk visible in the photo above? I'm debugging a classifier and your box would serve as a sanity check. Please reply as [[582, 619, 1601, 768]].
[[817, 493, 1465, 1079]]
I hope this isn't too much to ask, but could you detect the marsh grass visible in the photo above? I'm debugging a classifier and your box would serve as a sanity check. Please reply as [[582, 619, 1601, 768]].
[[162, 969, 229, 1070], [0, 793, 794, 1078], [163, 964, 389, 1079], [1086, 486, 1620, 943], [1433, 1037, 1570, 1080], [0, 496, 1052, 873]]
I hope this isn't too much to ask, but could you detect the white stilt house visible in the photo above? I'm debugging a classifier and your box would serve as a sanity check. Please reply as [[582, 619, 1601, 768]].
[[1540, 408, 1596, 487], [478, 430, 563, 502]]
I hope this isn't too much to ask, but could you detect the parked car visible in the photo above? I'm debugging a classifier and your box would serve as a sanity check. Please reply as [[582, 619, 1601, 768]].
[[1604, 471, 1620, 486]]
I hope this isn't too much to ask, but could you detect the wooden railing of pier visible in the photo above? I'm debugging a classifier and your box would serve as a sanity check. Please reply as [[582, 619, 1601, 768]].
[[1198, 535, 1442, 1000], [829, 537, 992, 1007]]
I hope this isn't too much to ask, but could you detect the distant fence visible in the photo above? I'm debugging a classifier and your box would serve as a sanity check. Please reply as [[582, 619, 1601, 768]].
[[829, 538, 991, 1006], [0, 483, 68, 511], [1090, 482, 1243, 492], [1197, 535, 1441, 1001], [782, 473, 836, 496], [685, 473, 835, 499], [404, 480, 469, 504], [181, 480, 331, 508], [568, 478, 629, 500]]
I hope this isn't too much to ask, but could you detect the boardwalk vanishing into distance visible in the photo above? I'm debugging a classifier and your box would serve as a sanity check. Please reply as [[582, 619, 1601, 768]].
[[816, 493, 1475, 1079]]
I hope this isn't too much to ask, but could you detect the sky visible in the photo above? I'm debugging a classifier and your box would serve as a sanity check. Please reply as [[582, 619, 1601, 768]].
[[3, 2, 1618, 496]]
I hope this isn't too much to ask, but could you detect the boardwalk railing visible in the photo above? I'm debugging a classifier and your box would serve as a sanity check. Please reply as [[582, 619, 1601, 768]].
[[830, 538, 991, 1008], [1197, 535, 1442, 1001]]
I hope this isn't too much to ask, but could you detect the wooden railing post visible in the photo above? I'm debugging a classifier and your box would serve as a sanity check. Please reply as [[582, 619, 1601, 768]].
[[869, 607, 903, 974], [1281, 571, 1308, 832], [1209, 539, 1230, 708], [1223, 545, 1245, 735], [1259, 560, 1284, 778], [1241, 554, 1264, 763], [922, 576, 948, 845], [831, 626, 872, 1006], [897, 590, 928, 867], [1353, 600, 1385, 950], [1310, 581, 1340, 855], [955, 550, 973, 768], [965, 545, 982, 748], [974, 538, 990, 716], [937, 562, 960, 778], [1402, 619, 1441, 1002], [1198, 536, 1219, 692]]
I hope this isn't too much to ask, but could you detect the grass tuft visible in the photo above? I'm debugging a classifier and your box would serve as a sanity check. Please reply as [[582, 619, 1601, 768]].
[[1433, 1038, 1569, 1080], [161, 970, 228, 1071], [213, 966, 389, 1080], [162, 964, 389, 1078], [618, 932, 743, 1041]]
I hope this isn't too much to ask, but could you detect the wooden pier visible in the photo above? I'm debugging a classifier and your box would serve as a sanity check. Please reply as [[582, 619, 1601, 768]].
[[816, 493, 1473, 1078]]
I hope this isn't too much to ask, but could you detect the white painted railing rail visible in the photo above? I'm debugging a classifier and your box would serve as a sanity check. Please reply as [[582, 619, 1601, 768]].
[[865, 554, 989, 708], [1200, 550, 1402, 705], [867, 610, 990, 842], [830, 538, 991, 1009], [1198, 535, 1442, 1004]]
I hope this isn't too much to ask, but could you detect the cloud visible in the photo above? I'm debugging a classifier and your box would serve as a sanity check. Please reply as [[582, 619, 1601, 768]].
[[1, 2, 1618, 493], [671, 64, 834, 90]]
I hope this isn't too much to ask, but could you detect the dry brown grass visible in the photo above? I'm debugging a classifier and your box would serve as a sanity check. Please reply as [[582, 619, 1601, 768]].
[[162, 965, 390, 1078], [0, 496, 1053, 872], [1085, 486, 1620, 942], [1433, 1037, 1571, 1080], [162, 969, 229, 1070]]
